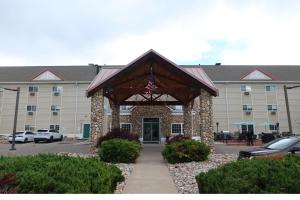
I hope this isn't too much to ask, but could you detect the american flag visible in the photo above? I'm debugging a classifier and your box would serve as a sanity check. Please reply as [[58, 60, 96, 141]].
[[145, 79, 154, 95]]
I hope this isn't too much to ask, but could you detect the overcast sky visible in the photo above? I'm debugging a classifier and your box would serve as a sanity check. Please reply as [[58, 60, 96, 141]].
[[1, 0, 300, 66]]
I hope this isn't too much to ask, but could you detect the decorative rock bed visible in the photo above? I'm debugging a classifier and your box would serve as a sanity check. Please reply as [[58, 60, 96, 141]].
[[167, 153, 238, 194], [56, 152, 134, 194]]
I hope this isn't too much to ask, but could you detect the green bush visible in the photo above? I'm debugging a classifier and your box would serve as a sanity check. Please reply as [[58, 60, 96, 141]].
[[99, 139, 141, 163], [196, 155, 300, 193], [161, 139, 210, 164], [0, 154, 124, 193]]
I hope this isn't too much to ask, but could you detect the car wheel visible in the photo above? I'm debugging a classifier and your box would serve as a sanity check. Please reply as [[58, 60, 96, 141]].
[[34, 140, 39, 143], [9, 141, 12, 144], [59, 136, 63, 141], [48, 136, 53, 143], [24, 138, 28, 143]]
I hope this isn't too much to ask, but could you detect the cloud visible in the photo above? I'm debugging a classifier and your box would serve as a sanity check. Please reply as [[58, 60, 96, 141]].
[[1, 0, 300, 65]]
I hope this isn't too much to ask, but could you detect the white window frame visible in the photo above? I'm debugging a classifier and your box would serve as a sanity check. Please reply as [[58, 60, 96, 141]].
[[242, 105, 253, 111], [49, 124, 60, 131], [27, 105, 37, 112], [266, 85, 276, 92], [51, 105, 61, 111], [29, 85, 38, 93], [52, 86, 63, 93], [267, 104, 278, 111], [171, 123, 184, 135], [120, 123, 131, 132], [25, 125, 35, 131]]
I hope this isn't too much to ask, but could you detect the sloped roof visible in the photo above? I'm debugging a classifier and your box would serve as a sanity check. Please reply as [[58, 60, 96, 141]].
[[0, 65, 96, 82], [86, 49, 218, 97]]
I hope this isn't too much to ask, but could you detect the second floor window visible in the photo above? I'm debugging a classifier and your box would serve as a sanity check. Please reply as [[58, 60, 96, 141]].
[[27, 105, 36, 111], [51, 105, 61, 111], [29, 86, 38, 92], [243, 105, 253, 111], [52, 86, 63, 93], [241, 85, 251, 92], [266, 85, 276, 92]]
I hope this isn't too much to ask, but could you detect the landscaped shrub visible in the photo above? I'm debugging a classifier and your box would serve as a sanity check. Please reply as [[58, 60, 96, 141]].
[[196, 155, 300, 193], [162, 139, 210, 164], [0, 154, 124, 193], [0, 173, 17, 194], [166, 134, 191, 144], [97, 128, 140, 147], [99, 138, 141, 163]]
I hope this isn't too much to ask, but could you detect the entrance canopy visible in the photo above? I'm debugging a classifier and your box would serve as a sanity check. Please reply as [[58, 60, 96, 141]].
[[87, 49, 218, 105]]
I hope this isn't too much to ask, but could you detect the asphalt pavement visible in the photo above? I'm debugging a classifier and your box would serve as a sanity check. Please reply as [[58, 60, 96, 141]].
[[0, 140, 254, 156]]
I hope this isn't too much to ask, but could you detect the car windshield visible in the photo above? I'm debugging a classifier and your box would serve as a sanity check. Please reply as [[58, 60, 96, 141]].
[[263, 138, 298, 150], [15, 132, 24, 135], [37, 130, 48, 132]]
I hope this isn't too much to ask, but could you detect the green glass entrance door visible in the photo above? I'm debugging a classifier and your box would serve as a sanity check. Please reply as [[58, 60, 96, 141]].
[[143, 118, 160, 143], [83, 124, 90, 139]]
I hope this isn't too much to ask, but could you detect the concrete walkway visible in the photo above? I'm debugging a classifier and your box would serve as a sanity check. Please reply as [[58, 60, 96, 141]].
[[123, 144, 178, 194]]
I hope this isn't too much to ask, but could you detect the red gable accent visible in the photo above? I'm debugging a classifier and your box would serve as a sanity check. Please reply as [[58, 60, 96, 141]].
[[31, 68, 65, 81], [240, 67, 276, 80]]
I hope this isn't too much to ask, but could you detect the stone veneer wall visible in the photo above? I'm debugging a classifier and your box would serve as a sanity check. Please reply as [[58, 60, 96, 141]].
[[90, 89, 104, 152], [198, 89, 214, 151], [131, 106, 171, 137]]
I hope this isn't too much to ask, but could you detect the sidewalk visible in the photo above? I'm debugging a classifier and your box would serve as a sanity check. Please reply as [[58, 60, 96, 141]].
[[122, 144, 178, 194]]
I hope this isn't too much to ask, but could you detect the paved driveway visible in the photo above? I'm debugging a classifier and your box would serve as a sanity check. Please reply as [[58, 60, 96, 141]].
[[0, 140, 90, 156], [0, 141, 254, 156]]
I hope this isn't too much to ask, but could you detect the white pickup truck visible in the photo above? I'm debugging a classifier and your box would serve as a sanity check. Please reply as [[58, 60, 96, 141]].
[[34, 129, 63, 143]]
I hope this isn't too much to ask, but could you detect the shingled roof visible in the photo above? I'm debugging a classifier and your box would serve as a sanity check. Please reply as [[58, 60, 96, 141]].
[[1, 64, 300, 82]]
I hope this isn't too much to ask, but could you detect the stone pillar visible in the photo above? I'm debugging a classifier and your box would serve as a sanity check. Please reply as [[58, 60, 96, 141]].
[[183, 102, 192, 136], [110, 101, 120, 129], [90, 89, 104, 153], [199, 89, 215, 152]]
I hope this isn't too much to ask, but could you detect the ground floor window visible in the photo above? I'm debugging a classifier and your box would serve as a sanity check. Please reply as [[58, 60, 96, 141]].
[[120, 123, 131, 132], [269, 124, 277, 131], [50, 124, 60, 131], [171, 123, 183, 134], [25, 125, 35, 131]]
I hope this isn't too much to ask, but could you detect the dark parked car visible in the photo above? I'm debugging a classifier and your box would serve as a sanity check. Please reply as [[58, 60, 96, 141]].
[[238, 137, 300, 160]]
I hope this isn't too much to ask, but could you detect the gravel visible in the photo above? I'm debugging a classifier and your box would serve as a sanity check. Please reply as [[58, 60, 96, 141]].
[[167, 153, 238, 194], [56, 152, 133, 194]]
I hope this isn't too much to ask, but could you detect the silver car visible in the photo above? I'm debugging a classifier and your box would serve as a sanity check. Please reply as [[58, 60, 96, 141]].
[[8, 131, 35, 143]]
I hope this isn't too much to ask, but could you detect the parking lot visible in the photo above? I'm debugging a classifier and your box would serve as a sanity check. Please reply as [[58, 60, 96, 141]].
[[0, 140, 252, 156]]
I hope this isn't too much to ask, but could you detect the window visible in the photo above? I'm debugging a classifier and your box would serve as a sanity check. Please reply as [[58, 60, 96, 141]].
[[171, 123, 183, 134], [269, 124, 277, 131], [25, 125, 35, 131], [27, 105, 37, 111], [266, 85, 276, 92], [29, 86, 38, 92], [49, 124, 60, 131], [243, 105, 253, 111], [120, 123, 131, 132], [52, 86, 63, 93], [51, 105, 61, 111], [120, 106, 132, 112], [267, 105, 277, 111], [241, 85, 251, 92]]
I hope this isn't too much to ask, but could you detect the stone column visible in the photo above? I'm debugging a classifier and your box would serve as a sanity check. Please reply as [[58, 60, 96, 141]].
[[110, 100, 120, 129], [90, 88, 104, 153], [199, 89, 215, 152], [183, 102, 192, 136]]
